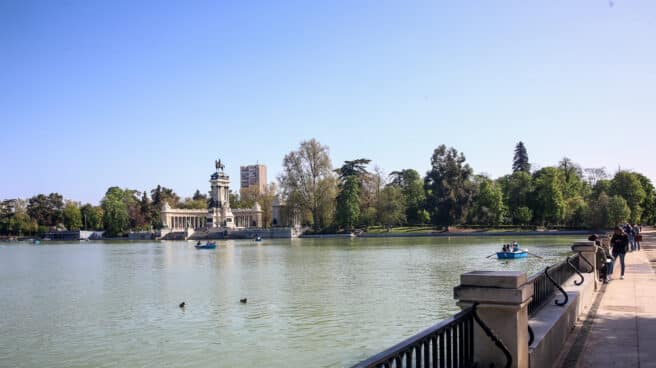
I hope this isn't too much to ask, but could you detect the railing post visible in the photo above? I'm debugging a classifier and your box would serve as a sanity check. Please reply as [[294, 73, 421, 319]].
[[572, 241, 597, 289], [454, 271, 533, 368]]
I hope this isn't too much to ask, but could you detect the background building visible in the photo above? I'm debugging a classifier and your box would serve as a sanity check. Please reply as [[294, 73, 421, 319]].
[[240, 164, 267, 194]]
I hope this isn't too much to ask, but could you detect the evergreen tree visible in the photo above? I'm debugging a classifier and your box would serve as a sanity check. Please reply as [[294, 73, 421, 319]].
[[424, 145, 475, 227], [512, 141, 531, 173], [335, 175, 360, 230]]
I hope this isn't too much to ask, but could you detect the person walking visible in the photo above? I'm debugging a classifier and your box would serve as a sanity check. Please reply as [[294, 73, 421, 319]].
[[610, 226, 629, 280], [633, 224, 641, 251], [625, 223, 635, 252]]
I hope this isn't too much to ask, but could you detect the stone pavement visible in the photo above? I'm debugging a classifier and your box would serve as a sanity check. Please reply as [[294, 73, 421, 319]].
[[558, 228, 656, 368]]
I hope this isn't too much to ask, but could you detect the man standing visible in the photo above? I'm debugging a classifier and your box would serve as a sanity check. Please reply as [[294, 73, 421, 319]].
[[610, 226, 629, 280]]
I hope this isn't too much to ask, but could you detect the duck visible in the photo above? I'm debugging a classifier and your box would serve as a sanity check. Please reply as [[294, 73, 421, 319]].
[[240, 298, 247, 304], [179, 302, 186, 308]]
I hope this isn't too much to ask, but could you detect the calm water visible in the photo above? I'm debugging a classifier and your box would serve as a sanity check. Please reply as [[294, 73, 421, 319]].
[[0, 236, 581, 367]]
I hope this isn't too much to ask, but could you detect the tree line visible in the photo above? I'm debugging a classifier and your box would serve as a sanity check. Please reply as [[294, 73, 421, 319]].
[[2, 139, 654, 237], [278, 139, 655, 232], [0, 186, 207, 237], [0, 182, 280, 238]]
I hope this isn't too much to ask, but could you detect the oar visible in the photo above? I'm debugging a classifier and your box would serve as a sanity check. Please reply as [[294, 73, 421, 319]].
[[526, 251, 543, 259], [486, 253, 498, 258]]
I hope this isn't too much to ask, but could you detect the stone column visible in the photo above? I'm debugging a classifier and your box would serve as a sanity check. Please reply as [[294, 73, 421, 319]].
[[454, 271, 533, 368], [572, 241, 597, 288]]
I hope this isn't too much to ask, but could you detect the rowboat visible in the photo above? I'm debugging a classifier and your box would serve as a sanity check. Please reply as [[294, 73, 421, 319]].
[[195, 242, 216, 249], [496, 250, 528, 259]]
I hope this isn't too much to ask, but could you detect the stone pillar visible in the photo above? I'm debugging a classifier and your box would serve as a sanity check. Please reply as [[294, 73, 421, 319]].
[[454, 271, 533, 368], [572, 241, 597, 287]]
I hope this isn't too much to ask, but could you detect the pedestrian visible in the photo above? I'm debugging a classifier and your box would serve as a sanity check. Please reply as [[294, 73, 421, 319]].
[[610, 226, 629, 280], [625, 223, 635, 252], [633, 224, 641, 251]]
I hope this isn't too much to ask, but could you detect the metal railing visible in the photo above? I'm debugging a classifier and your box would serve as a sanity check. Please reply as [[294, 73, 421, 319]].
[[351, 303, 511, 368], [527, 253, 581, 316]]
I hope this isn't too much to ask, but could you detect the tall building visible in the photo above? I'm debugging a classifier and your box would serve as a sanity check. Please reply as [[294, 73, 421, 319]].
[[240, 164, 267, 194]]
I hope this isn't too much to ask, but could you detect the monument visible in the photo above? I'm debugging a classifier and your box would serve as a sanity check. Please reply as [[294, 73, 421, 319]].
[[160, 159, 262, 231]]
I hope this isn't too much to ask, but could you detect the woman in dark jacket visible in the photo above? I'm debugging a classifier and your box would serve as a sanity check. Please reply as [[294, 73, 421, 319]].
[[610, 226, 629, 280]]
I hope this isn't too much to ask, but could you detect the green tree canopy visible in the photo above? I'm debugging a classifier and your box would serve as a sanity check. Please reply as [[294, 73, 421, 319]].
[[376, 186, 406, 228], [531, 167, 566, 226], [389, 169, 426, 225], [608, 195, 631, 226], [62, 202, 82, 231], [27, 193, 64, 227], [149, 185, 180, 229], [335, 159, 371, 181], [498, 171, 533, 224], [336, 175, 360, 230], [586, 192, 610, 229], [80, 204, 103, 230], [610, 171, 646, 223], [469, 176, 506, 226], [101, 187, 132, 236], [424, 145, 475, 227]]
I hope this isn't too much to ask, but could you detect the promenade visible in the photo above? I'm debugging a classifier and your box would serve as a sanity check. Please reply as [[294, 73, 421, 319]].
[[558, 228, 656, 368]]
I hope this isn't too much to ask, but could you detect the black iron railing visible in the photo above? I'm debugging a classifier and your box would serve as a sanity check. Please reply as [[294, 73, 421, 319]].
[[351, 303, 511, 368], [527, 253, 581, 316]]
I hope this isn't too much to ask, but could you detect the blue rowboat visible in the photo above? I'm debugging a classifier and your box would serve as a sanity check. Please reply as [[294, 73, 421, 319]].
[[195, 242, 216, 249], [496, 250, 528, 259]]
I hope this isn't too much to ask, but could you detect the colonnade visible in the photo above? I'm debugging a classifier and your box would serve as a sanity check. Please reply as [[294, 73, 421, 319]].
[[169, 216, 206, 229], [234, 215, 257, 228]]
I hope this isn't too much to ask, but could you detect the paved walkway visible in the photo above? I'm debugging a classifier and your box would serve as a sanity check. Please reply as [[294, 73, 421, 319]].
[[560, 229, 656, 368]]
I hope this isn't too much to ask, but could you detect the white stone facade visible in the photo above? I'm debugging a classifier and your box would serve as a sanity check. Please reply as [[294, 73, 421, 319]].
[[161, 161, 262, 230]]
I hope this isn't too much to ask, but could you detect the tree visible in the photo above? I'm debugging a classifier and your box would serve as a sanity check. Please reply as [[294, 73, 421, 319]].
[[62, 202, 82, 230], [150, 185, 180, 229], [531, 167, 566, 226], [469, 176, 505, 226], [26, 193, 64, 227], [259, 183, 278, 228], [512, 141, 531, 173], [1, 199, 37, 236], [563, 196, 587, 228], [178, 197, 208, 209], [498, 171, 533, 224], [608, 195, 631, 226], [558, 157, 587, 199], [584, 167, 609, 187], [238, 183, 278, 227], [389, 169, 427, 225], [80, 204, 103, 230], [238, 186, 260, 208], [335, 159, 371, 181], [101, 187, 131, 236], [633, 173, 655, 225], [586, 192, 610, 229], [610, 171, 646, 223], [376, 186, 406, 228], [591, 179, 612, 200], [279, 139, 335, 230], [424, 145, 476, 227], [140, 191, 152, 227], [336, 175, 360, 230], [192, 189, 207, 201], [514, 207, 533, 226]]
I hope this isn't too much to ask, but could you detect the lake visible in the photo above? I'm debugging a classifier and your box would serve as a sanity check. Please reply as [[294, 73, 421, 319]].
[[0, 235, 582, 367]]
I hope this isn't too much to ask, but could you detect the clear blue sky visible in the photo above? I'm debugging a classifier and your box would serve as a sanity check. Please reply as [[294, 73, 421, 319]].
[[2, 1, 655, 204]]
